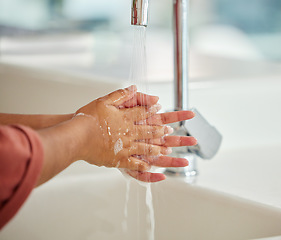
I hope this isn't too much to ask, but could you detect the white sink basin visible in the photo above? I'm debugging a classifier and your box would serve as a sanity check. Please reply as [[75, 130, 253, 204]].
[[1, 169, 281, 240], [1, 62, 281, 240]]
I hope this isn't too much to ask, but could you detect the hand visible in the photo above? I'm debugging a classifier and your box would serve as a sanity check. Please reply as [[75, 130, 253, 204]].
[[125, 110, 197, 182], [75, 85, 174, 171], [77, 86, 197, 183]]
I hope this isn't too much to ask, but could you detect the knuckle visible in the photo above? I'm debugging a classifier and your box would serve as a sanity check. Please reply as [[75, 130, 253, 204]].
[[150, 127, 157, 138], [161, 114, 168, 124], [146, 144, 153, 154], [119, 89, 128, 97], [123, 138, 132, 148], [158, 137, 166, 145], [134, 161, 144, 171], [154, 126, 165, 137]]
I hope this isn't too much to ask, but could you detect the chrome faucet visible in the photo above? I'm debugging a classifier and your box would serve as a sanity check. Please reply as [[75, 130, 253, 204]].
[[131, 0, 149, 27], [131, 0, 222, 178]]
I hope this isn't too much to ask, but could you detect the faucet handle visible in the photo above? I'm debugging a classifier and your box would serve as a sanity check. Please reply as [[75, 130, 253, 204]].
[[164, 108, 222, 178], [185, 108, 222, 159]]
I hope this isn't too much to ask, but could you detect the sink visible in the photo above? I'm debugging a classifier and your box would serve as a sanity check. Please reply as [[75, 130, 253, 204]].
[[1, 61, 281, 240], [0, 168, 281, 240]]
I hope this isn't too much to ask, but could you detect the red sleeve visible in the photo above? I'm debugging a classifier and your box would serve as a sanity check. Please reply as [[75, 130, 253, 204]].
[[0, 125, 44, 230]]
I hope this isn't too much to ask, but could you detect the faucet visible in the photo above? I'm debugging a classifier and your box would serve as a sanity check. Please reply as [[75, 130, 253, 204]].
[[131, 0, 222, 178]]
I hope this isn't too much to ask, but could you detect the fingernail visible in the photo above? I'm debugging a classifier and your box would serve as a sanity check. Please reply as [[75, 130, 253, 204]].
[[154, 96, 159, 101], [149, 95, 159, 102], [166, 147, 172, 154], [139, 162, 150, 171], [190, 111, 196, 119], [165, 126, 174, 134], [191, 137, 198, 146], [149, 103, 162, 113], [127, 85, 137, 92]]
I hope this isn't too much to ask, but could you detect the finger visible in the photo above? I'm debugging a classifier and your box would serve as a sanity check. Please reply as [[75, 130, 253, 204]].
[[144, 156, 189, 167], [128, 142, 172, 156], [103, 85, 137, 106], [125, 170, 166, 183], [139, 138, 165, 145], [145, 111, 195, 125], [121, 104, 161, 121], [148, 136, 197, 147], [133, 125, 173, 140], [122, 92, 159, 108], [117, 157, 150, 172]]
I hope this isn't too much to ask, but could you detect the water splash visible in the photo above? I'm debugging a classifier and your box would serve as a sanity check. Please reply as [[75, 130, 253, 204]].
[[114, 138, 123, 156]]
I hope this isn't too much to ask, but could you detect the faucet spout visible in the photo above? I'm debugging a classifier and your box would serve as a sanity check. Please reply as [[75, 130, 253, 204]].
[[131, 0, 149, 27]]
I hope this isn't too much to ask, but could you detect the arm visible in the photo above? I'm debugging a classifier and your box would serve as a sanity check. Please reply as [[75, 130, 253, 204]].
[[0, 113, 73, 130], [0, 125, 44, 230]]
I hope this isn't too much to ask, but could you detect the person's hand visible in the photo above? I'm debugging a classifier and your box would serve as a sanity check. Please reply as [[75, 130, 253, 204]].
[[75, 85, 197, 182], [125, 110, 197, 182], [75, 85, 174, 172]]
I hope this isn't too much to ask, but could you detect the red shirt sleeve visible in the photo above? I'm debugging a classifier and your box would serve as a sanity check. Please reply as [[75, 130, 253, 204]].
[[0, 125, 44, 230]]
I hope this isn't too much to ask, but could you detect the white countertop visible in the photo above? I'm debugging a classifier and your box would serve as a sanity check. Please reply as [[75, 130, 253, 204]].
[[197, 144, 281, 209]]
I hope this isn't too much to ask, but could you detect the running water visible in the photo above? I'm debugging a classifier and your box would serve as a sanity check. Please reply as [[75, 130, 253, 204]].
[[144, 183, 155, 240], [122, 178, 131, 233], [129, 26, 149, 93], [122, 26, 155, 240], [122, 179, 155, 240]]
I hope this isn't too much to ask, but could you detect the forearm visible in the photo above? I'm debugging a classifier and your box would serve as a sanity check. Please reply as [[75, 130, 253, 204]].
[[0, 113, 73, 129], [36, 116, 92, 186]]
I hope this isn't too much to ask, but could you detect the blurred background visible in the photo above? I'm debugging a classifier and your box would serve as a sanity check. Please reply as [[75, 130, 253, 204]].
[[1, 0, 281, 81]]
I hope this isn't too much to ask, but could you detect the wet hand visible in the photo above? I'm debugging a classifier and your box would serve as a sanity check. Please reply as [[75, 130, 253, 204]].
[[75, 85, 173, 171], [125, 111, 197, 182]]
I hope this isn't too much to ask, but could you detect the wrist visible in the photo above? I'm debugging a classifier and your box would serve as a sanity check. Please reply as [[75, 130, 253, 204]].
[[36, 113, 96, 186], [69, 114, 96, 162]]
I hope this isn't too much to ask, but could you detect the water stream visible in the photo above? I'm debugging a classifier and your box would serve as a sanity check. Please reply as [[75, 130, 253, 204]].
[[129, 26, 149, 93], [123, 26, 155, 240], [144, 183, 155, 240]]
